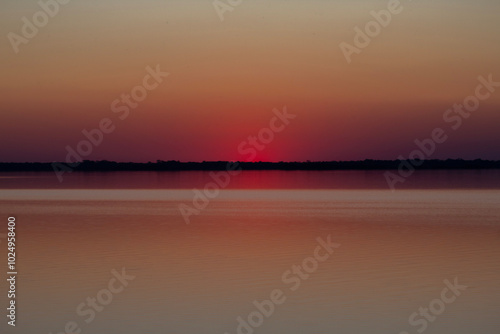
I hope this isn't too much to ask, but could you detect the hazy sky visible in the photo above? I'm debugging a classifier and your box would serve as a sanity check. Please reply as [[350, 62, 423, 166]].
[[1, 0, 499, 162]]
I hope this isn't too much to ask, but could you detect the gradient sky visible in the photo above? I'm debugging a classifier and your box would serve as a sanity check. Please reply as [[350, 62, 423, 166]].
[[1, 0, 499, 162]]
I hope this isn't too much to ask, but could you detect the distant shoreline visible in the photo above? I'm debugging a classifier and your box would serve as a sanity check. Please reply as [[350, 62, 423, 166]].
[[1, 160, 500, 172]]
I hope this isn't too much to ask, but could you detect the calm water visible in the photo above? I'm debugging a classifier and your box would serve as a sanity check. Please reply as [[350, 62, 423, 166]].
[[0, 170, 499, 334]]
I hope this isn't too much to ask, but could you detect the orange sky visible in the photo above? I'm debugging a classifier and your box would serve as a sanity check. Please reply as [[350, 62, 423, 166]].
[[1, 0, 499, 162]]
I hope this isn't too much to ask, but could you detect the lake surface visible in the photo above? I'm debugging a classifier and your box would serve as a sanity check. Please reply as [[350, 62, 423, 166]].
[[0, 170, 499, 334]]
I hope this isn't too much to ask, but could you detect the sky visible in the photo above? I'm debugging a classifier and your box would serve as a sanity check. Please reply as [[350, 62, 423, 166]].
[[1, 0, 499, 162]]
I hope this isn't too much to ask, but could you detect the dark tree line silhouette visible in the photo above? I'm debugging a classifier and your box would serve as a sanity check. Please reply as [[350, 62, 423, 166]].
[[0, 159, 499, 172]]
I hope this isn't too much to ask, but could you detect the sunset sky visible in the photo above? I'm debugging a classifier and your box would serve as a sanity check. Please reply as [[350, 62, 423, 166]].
[[1, 0, 499, 162]]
